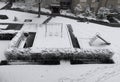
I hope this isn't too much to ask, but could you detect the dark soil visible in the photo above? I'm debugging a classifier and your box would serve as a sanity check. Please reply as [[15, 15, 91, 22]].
[[0, 15, 8, 20], [0, 23, 23, 30], [70, 59, 114, 64], [67, 24, 80, 48], [24, 32, 36, 48], [0, 33, 16, 40]]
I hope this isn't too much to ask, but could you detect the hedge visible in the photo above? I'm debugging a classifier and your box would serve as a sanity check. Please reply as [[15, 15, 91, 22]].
[[5, 48, 114, 62]]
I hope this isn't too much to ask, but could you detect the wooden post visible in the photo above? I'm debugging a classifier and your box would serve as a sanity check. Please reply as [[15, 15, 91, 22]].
[[38, 0, 42, 18]]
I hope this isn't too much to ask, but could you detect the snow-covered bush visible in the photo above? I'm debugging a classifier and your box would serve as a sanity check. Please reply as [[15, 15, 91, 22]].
[[5, 48, 31, 61], [74, 4, 83, 15], [83, 6, 92, 17], [5, 48, 114, 62], [97, 7, 110, 19]]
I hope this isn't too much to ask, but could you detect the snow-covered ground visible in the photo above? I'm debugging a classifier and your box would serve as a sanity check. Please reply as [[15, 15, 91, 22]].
[[0, 64, 120, 82], [32, 24, 72, 49], [0, 2, 6, 9], [49, 16, 120, 46], [49, 17, 120, 63], [0, 9, 120, 82], [0, 41, 10, 61], [0, 10, 48, 23], [21, 23, 38, 32]]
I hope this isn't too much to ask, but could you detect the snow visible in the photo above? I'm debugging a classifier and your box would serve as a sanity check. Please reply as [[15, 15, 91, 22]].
[[0, 6, 120, 82], [18, 36, 26, 48], [49, 16, 120, 63], [49, 17, 120, 46], [0, 2, 6, 9], [113, 17, 120, 23], [0, 10, 48, 23], [0, 41, 10, 61], [41, 8, 51, 14], [32, 24, 72, 49], [21, 23, 38, 32], [60, 10, 76, 17], [12, 3, 52, 14], [0, 25, 8, 29], [103, 74, 120, 82], [0, 64, 120, 82]]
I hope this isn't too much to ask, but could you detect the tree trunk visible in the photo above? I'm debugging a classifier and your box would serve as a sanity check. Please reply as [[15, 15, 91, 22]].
[[105, 0, 109, 7], [87, 0, 92, 8], [95, 0, 103, 14]]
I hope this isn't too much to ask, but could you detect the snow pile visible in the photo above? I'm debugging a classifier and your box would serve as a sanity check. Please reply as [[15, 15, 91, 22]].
[[41, 8, 51, 13], [0, 25, 8, 29], [0, 30, 18, 34], [12, 3, 33, 10], [0, 41, 10, 62]]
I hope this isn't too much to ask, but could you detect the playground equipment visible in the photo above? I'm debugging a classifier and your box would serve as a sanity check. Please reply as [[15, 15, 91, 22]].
[[45, 23, 63, 37]]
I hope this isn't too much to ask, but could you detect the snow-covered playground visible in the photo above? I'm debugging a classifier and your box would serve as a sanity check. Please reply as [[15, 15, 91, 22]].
[[32, 23, 72, 48], [0, 4, 120, 82]]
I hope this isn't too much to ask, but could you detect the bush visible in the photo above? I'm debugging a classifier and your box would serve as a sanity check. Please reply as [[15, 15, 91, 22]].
[[5, 48, 114, 64]]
